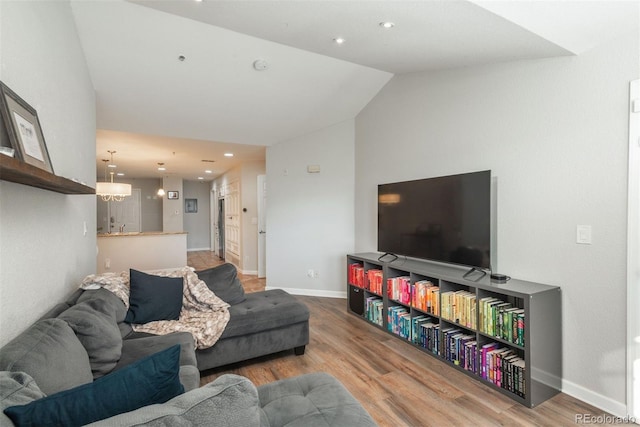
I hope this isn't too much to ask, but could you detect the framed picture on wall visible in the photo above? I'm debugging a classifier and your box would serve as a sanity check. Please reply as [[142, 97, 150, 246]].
[[0, 81, 54, 173], [167, 191, 179, 199], [185, 198, 198, 213]]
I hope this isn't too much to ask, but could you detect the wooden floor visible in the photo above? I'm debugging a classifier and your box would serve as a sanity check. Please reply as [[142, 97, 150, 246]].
[[187, 251, 609, 427]]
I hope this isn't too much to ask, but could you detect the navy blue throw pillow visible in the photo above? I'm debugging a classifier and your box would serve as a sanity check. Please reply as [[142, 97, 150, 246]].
[[124, 269, 184, 324], [4, 344, 184, 427]]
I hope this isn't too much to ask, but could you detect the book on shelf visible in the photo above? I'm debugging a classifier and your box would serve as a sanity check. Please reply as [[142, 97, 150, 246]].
[[478, 296, 526, 344], [387, 306, 411, 339], [367, 269, 384, 294], [348, 263, 365, 288], [411, 315, 431, 345], [365, 296, 384, 326], [479, 341, 526, 398], [387, 276, 411, 304], [419, 321, 440, 355], [414, 282, 440, 315], [440, 290, 475, 328]]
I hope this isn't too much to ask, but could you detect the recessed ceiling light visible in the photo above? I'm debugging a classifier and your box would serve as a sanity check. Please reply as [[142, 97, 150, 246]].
[[333, 37, 345, 45], [379, 22, 395, 29], [198, 177, 204, 180], [157, 162, 166, 171], [107, 164, 117, 168], [117, 172, 125, 176], [205, 170, 212, 174], [224, 153, 234, 157]]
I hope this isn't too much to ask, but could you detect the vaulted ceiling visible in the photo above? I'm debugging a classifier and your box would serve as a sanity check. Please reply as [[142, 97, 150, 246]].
[[68, 0, 638, 180]]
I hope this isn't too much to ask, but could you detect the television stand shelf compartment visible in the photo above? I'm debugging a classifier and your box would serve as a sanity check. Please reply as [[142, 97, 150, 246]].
[[0, 155, 94, 194], [347, 252, 561, 407]]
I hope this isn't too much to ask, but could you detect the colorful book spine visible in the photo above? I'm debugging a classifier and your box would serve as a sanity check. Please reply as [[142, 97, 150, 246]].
[[479, 341, 526, 398], [387, 276, 412, 304], [419, 321, 440, 355], [479, 297, 525, 344], [348, 263, 366, 288], [440, 290, 475, 328], [412, 280, 439, 315], [365, 296, 384, 326], [366, 269, 384, 294], [387, 306, 411, 340]]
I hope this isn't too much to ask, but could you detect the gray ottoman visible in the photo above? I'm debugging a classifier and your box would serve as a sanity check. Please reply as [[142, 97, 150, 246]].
[[258, 372, 377, 426], [197, 289, 310, 371]]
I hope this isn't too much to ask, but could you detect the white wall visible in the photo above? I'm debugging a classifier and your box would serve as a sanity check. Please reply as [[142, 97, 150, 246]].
[[266, 120, 355, 297], [183, 180, 211, 250], [355, 32, 639, 414], [162, 176, 183, 232], [0, 1, 96, 345]]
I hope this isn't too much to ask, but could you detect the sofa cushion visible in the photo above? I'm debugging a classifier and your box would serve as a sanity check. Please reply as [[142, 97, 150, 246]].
[[4, 345, 184, 427], [117, 332, 200, 392], [116, 332, 196, 372], [77, 287, 133, 338], [125, 269, 184, 324], [196, 263, 246, 305], [221, 289, 309, 339], [258, 372, 377, 427], [0, 318, 93, 395], [85, 374, 260, 427], [77, 288, 127, 322], [58, 298, 122, 378], [0, 372, 45, 426]]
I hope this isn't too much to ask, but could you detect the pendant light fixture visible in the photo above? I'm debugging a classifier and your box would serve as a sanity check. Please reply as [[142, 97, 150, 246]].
[[96, 151, 132, 202], [156, 163, 166, 196]]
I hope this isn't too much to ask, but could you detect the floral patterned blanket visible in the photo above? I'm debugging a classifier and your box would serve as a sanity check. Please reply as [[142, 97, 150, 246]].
[[80, 267, 230, 349]]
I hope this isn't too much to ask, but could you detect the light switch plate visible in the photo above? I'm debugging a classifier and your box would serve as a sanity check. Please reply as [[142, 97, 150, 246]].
[[576, 225, 592, 244]]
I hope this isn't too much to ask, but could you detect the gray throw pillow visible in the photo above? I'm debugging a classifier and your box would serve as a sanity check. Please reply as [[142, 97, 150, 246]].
[[59, 298, 122, 378], [196, 263, 246, 305], [0, 318, 93, 395], [0, 371, 46, 426]]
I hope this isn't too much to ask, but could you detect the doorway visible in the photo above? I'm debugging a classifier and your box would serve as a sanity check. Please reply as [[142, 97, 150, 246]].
[[107, 188, 141, 233]]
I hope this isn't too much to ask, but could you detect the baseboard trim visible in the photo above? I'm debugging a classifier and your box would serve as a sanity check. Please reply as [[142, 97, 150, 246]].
[[187, 247, 211, 252], [241, 269, 257, 275], [562, 378, 628, 418], [266, 286, 347, 299]]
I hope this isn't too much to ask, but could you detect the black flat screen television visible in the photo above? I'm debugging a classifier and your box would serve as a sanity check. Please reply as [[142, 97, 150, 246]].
[[378, 170, 491, 269]]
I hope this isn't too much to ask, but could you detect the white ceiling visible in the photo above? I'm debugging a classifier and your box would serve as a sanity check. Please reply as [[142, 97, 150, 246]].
[[68, 0, 639, 180]]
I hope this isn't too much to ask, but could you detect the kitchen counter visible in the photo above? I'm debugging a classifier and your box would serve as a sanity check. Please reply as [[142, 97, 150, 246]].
[[97, 232, 188, 273], [97, 231, 187, 237]]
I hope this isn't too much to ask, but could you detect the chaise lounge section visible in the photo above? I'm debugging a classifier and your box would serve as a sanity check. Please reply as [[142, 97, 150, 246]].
[[0, 264, 376, 426]]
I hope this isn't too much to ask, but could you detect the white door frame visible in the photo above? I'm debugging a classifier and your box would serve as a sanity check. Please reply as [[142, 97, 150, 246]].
[[210, 186, 217, 253], [257, 174, 266, 278], [627, 79, 639, 418]]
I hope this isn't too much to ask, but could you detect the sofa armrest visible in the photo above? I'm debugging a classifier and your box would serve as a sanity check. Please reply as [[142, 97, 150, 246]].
[[86, 374, 261, 427]]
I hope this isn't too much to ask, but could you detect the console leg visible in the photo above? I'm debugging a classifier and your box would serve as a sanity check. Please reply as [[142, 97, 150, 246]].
[[294, 345, 306, 356]]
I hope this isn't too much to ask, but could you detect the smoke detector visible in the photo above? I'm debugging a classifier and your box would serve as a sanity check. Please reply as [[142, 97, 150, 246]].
[[253, 59, 269, 71]]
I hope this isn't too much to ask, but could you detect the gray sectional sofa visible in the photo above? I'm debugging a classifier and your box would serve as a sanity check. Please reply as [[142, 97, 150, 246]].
[[0, 264, 377, 426]]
